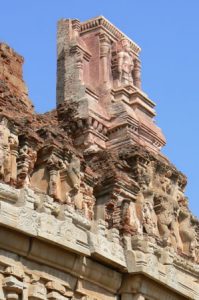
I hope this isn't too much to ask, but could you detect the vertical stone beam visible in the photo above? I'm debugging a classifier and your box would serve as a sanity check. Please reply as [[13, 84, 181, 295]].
[[133, 59, 141, 89], [9, 129, 18, 185], [99, 33, 111, 89]]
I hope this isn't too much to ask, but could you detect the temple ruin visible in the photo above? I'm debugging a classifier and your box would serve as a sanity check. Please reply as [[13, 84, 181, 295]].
[[0, 16, 198, 299]]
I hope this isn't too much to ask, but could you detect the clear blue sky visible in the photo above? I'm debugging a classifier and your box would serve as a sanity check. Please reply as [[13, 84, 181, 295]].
[[1, 1, 199, 217]]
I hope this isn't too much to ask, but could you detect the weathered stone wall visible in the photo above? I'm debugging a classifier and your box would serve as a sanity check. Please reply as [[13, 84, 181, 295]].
[[0, 43, 33, 114], [0, 16, 198, 300]]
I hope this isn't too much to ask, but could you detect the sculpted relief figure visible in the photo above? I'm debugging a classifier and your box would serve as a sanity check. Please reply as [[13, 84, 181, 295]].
[[118, 39, 134, 85], [0, 118, 10, 181], [159, 170, 172, 194], [47, 154, 62, 200], [0, 117, 18, 184], [62, 154, 85, 210], [82, 192, 95, 220], [154, 169, 174, 244], [65, 154, 81, 192], [123, 153, 197, 258], [154, 194, 179, 247], [142, 199, 159, 237], [154, 170, 184, 250], [8, 135, 18, 185], [112, 38, 134, 87], [178, 197, 198, 258], [81, 178, 95, 220], [121, 199, 143, 235], [46, 153, 94, 219], [135, 161, 159, 237], [17, 144, 37, 188]]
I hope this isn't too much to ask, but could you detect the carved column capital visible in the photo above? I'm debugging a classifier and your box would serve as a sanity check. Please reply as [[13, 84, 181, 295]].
[[99, 33, 111, 58]]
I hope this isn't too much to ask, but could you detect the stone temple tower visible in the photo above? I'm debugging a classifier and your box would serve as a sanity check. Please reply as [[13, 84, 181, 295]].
[[56, 16, 165, 152], [0, 16, 198, 300]]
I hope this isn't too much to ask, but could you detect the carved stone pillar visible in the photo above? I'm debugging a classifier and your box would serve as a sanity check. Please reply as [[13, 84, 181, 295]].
[[76, 50, 84, 83], [70, 45, 91, 85], [71, 20, 85, 83], [9, 136, 18, 185], [133, 59, 141, 89], [99, 33, 111, 88], [73, 279, 87, 300]]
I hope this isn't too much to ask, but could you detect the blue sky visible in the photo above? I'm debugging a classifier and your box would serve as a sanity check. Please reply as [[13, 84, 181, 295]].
[[1, 1, 199, 216]]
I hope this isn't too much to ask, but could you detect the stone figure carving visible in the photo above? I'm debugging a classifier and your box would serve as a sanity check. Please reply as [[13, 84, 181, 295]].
[[154, 194, 174, 245], [0, 118, 18, 184], [142, 199, 159, 237], [178, 197, 197, 257], [2, 143, 12, 184], [154, 170, 183, 248], [134, 161, 159, 237], [82, 195, 94, 220], [112, 38, 134, 87], [0, 118, 10, 181], [64, 154, 83, 209], [170, 203, 183, 252], [81, 181, 95, 220], [66, 154, 81, 191], [46, 153, 93, 216], [17, 144, 37, 187], [121, 199, 142, 235], [117, 39, 134, 86], [160, 170, 172, 194], [47, 154, 62, 200]]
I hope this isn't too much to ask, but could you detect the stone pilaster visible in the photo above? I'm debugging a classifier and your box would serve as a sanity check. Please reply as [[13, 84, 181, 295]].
[[133, 59, 141, 89], [99, 33, 112, 89]]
